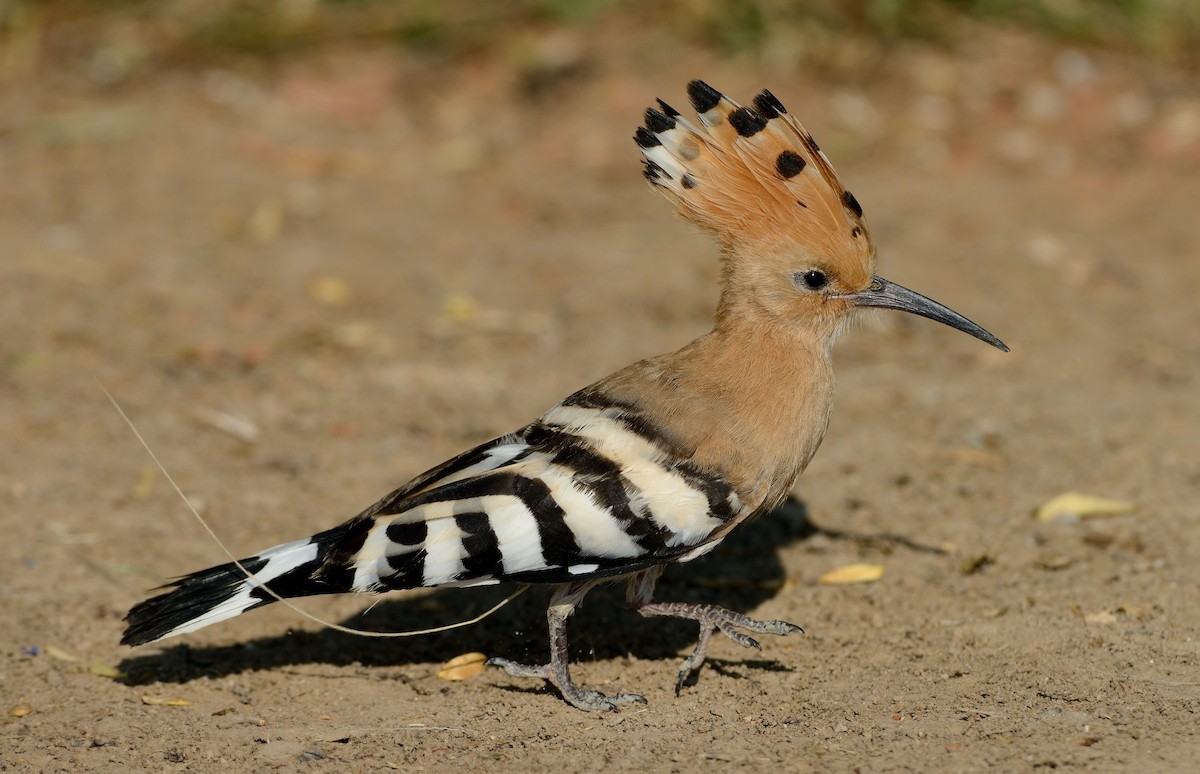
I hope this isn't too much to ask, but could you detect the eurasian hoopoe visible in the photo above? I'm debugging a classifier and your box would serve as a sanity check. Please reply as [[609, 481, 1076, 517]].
[[122, 80, 1007, 712]]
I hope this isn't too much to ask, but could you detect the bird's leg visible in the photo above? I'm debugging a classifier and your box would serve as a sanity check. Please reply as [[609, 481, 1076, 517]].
[[488, 581, 647, 712], [628, 568, 804, 694]]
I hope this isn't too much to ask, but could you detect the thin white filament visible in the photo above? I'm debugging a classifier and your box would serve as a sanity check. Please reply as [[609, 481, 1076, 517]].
[[100, 379, 528, 638]]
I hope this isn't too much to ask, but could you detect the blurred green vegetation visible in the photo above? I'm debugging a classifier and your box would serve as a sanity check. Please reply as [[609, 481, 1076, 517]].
[[4, 0, 1199, 73]]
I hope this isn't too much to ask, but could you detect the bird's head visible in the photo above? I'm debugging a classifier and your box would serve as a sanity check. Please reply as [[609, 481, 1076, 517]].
[[637, 80, 1007, 352]]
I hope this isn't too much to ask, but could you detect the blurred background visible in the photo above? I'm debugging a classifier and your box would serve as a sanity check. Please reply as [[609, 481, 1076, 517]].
[[4, 0, 1197, 523], [3, 1, 1200, 769], [5, 0, 1198, 428]]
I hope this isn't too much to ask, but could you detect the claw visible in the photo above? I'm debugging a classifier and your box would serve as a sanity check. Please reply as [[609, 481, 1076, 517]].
[[570, 688, 645, 712], [569, 689, 621, 712], [633, 594, 805, 694], [613, 692, 648, 705], [486, 657, 549, 680], [758, 619, 805, 637], [718, 623, 762, 651], [582, 692, 645, 711], [674, 660, 699, 696], [491, 582, 649, 712], [490, 660, 646, 712]]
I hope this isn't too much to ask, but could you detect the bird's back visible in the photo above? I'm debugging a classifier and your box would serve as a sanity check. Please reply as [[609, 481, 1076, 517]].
[[346, 376, 750, 592]]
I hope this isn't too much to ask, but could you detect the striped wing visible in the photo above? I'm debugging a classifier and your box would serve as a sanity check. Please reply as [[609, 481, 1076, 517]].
[[347, 397, 745, 590]]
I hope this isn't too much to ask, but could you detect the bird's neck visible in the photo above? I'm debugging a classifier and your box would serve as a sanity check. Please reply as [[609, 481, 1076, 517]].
[[588, 314, 837, 511]]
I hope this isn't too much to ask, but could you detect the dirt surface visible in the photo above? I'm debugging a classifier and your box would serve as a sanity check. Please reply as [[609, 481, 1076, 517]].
[[3, 20, 1200, 772]]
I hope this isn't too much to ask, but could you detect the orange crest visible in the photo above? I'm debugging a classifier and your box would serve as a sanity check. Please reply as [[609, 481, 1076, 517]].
[[636, 81, 875, 280]]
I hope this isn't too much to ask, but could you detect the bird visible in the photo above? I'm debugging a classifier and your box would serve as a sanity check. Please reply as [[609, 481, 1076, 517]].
[[122, 80, 1007, 712]]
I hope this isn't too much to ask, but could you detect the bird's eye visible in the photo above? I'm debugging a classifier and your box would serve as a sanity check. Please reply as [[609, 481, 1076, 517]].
[[795, 270, 828, 290]]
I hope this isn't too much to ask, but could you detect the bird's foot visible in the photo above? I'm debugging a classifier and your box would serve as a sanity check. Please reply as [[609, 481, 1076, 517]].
[[706, 606, 805, 650], [635, 601, 803, 694], [487, 657, 647, 712]]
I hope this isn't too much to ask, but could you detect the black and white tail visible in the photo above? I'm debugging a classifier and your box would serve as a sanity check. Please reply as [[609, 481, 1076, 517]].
[[121, 522, 364, 646]]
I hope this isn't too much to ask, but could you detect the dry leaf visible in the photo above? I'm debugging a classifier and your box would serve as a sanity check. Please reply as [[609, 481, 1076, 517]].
[[960, 553, 993, 575], [193, 406, 260, 443], [436, 652, 488, 681], [132, 465, 156, 499], [88, 660, 125, 679], [329, 322, 391, 354], [819, 563, 885, 585], [10, 703, 33, 718], [1084, 611, 1118, 625], [1035, 492, 1137, 523], [1036, 554, 1074, 571], [948, 448, 1005, 468], [45, 645, 79, 662], [248, 198, 284, 242], [141, 695, 191, 706], [307, 275, 352, 307], [441, 293, 478, 324], [1082, 531, 1115, 550]]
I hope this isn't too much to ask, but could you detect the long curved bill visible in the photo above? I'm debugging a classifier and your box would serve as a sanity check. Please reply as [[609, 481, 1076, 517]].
[[846, 275, 1009, 352]]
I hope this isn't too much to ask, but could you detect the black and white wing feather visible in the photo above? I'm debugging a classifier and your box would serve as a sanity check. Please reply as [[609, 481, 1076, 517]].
[[352, 397, 744, 589]]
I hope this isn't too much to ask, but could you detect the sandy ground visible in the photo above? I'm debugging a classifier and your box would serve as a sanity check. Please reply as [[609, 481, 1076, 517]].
[[3, 20, 1200, 772]]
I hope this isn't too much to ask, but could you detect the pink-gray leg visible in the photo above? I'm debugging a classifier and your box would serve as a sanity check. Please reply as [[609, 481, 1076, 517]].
[[488, 581, 648, 712], [627, 568, 804, 694]]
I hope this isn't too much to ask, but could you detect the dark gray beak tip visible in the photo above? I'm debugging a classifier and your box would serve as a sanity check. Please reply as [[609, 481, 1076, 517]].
[[850, 275, 1009, 353]]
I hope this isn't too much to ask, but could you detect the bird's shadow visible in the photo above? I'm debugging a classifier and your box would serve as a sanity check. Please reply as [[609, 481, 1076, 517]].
[[117, 498, 941, 687]]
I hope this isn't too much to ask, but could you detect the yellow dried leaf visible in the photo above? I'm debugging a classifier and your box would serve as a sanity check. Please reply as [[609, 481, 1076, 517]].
[[948, 448, 1005, 468], [45, 645, 79, 662], [960, 553, 993, 575], [1036, 554, 1074, 571], [248, 198, 284, 243], [141, 695, 191, 706], [132, 465, 156, 499], [10, 703, 33, 718], [1035, 492, 1137, 523], [436, 652, 487, 681], [819, 563, 885, 585], [88, 660, 125, 679], [441, 293, 478, 324], [307, 275, 352, 307]]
